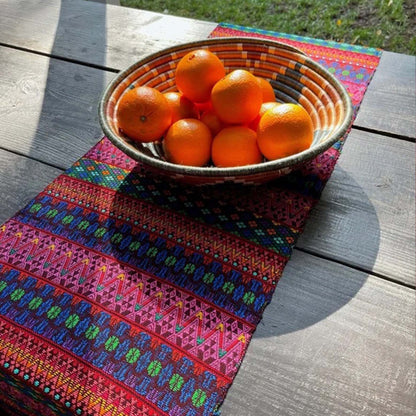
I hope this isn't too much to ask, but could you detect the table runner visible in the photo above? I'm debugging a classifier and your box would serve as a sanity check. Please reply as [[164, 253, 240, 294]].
[[0, 24, 381, 416]]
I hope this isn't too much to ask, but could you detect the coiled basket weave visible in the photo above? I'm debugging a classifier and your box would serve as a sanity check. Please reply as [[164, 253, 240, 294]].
[[99, 37, 353, 185]]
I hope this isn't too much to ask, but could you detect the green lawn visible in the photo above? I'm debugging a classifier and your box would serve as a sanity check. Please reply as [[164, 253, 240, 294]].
[[121, 0, 415, 54]]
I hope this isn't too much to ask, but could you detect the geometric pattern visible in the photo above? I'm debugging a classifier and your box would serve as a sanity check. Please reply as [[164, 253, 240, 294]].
[[0, 24, 381, 416]]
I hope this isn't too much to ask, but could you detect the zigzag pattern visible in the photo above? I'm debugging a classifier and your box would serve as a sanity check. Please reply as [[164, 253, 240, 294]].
[[0, 223, 250, 378], [85, 138, 138, 171], [1, 219, 269, 325], [65, 158, 299, 256], [45, 174, 288, 286], [0, 318, 159, 416], [0, 273, 223, 415]]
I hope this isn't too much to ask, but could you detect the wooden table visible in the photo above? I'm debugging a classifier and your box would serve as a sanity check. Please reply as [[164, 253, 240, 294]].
[[0, 0, 415, 414]]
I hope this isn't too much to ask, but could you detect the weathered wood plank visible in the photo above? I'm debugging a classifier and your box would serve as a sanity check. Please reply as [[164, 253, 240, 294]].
[[0, 46, 114, 167], [0, 47, 414, 285], [0, 150, 61, 225], [0, 0, 414, 136], [354, 52, 416, 139], [298, 129, 415, 286], [0, 0, 215, 69], [222, 250, 415, 416]]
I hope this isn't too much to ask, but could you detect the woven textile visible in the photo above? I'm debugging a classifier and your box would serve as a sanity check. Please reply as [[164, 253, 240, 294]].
[[0, 24, 381, 416]]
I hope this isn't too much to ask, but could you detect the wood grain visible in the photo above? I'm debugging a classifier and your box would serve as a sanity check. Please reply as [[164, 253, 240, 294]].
[[0, 150, 61, 224], [221, 250, 416, 416], [354, 52, 416, 139], [297, 129, 415, 286], [0, 46, 114, 168], [0, 0, 215, 69]]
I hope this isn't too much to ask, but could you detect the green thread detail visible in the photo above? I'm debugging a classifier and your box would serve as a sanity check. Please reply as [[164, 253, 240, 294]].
[[203, 272, 215, 284], [0, 281, 8, 293], [129, 241, 141, 251], [175, 325, 183, 332], [219, 349, 227, 358], [169, 374, 184, 392], [111, 233, 123, 244], [29, 203, 42, 213], [222, 282, 234, 294], [125, 347, 141, 364], [10, 288, 25, 301], [197, 337, 205, 345], [77, 220, 90, 231], [243, 291, 255, 305], [45, 209, 58, 218], [164, 255, 177, 267], [146, 247, 158, 258], [28, 296, 43, 310], [105, 336, 120, 352], [85, 325, 100, 340], [155, 313, 163, 321], [192, 389, 207, 408], [94, 227, 107, 238], [147, 360, 162, 377], [65, 314, 80, 329], [184, 263, 196, 274], [62, 215, 74, 225], [47, 305, 61, 320]]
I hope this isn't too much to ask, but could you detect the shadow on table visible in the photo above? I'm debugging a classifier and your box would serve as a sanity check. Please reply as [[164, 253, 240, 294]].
[[255, 164, 381, 337], [108, 164, 380, 338]]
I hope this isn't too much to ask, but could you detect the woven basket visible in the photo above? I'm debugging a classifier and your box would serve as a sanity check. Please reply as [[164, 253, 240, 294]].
[[99, 37, 353, 185]]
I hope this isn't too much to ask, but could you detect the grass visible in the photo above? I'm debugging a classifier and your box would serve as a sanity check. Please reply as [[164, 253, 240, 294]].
[[121, 0, 415, 54]]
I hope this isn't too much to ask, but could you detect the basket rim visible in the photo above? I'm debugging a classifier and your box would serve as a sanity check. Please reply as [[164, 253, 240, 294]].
[[98, 37, 353, 178]]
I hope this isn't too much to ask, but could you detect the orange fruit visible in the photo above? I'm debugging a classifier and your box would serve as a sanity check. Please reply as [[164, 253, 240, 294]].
[[257, 103, 314, 160], [195, 100, 213, 114], [200, 109, 226, 136], [248, 101, 281, 130], [116, 86, 172, 143], [211, 69, 263, 125], [175, 49, 226, 103], [163, 92, 199, 123], [163, 118, 212, 167], [211, 126, 263, 167], [257, 77, 276, 102]]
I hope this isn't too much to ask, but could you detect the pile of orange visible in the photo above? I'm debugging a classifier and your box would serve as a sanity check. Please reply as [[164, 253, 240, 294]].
[[116, 48, 314, 168]]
